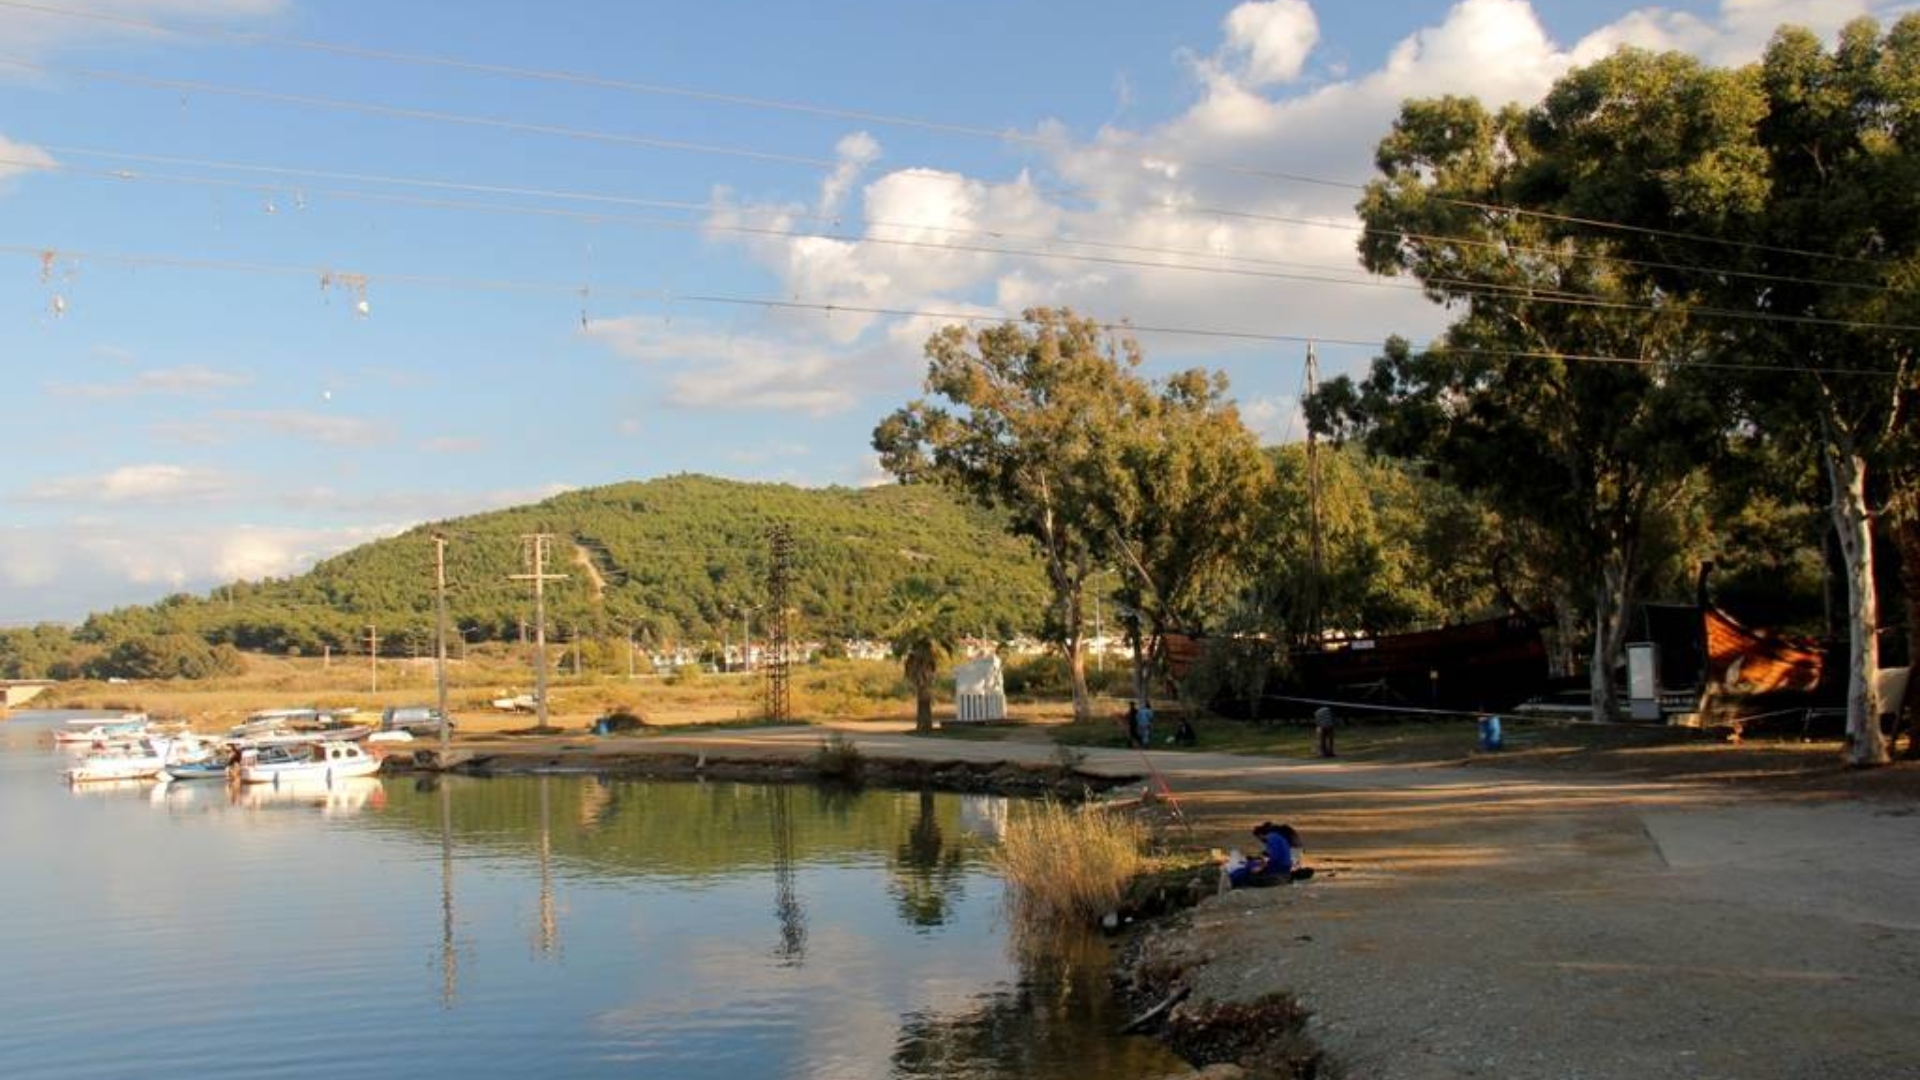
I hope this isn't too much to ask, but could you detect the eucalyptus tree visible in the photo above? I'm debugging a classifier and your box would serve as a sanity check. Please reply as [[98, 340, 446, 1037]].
[[1512, 21, 1920, 763], [1311, 69, 1728, 723], [874, 308, 1270, 719]]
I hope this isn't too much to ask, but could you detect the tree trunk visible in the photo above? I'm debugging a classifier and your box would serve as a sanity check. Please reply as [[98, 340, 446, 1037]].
[[1899, 515, 1920, 759], [915, 682, 933, 733], [1588, 555, 1632, 724], [1826, 444, 1888, 766], [1062, 580, 1091, 723]]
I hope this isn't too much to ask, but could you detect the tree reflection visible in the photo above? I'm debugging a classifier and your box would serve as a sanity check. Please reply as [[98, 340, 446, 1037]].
[[890, 925, 1176, 1078], [888, 787, 968, 929]]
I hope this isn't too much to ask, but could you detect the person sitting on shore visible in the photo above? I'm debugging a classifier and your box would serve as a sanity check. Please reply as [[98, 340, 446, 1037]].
[[1227, 822, 1313, 888]]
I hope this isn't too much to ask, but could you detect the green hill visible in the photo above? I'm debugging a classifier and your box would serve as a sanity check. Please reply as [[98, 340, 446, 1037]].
[[67, 475, 1053, 662]]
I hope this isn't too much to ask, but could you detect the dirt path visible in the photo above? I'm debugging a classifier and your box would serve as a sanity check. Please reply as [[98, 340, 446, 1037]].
[[445, 724, 1920, 1078]]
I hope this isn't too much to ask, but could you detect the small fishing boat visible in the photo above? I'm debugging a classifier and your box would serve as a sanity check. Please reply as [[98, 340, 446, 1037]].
[[238, 740, 381, 785], [164, 756, 237, 782]]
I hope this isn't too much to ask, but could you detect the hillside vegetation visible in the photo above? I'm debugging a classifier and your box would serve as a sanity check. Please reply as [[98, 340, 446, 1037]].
[[5, 475, 1052, 676]]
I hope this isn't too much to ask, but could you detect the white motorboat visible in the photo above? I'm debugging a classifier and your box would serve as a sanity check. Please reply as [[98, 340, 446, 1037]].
[[52, 714, 150, 746], [238, 740, 382, 785], [65, 736, 175, 783]]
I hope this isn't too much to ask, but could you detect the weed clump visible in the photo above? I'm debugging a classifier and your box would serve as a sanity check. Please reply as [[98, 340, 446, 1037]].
[[811, 732, 865, 783], [995, 800, 1147, 925]]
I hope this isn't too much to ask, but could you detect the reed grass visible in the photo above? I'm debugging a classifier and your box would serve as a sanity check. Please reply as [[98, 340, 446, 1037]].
[[994, 800, 1148, 925]]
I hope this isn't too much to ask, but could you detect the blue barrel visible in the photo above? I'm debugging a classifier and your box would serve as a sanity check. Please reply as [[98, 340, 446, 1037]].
[[1477, 715, 1503, 751]]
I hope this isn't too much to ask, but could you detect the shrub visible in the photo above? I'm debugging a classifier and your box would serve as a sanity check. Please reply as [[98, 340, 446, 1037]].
[[811, 732, 865, 783], [994, 801, 1147, 925]]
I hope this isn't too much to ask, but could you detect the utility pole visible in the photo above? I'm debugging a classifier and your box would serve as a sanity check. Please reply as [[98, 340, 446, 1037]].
[[434, 534, 452, 757], [1304, 342, 1326, 642], [510, 534, 567, 733], [367, 624, 379, 694]]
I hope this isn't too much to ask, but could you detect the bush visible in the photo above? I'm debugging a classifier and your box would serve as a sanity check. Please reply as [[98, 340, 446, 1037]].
[[994, 801, 1147, 924], [811, 732, 865, 783], [665, 663, 704, 687]]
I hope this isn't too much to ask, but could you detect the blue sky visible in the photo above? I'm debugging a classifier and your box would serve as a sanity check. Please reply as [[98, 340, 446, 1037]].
[[0, 0, 1898, 622]]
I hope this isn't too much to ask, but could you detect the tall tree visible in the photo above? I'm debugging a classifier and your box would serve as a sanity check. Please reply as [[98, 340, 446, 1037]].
[[1313, 75, 1725, 723], [1515, 22, 1920, 763], [874, 308, 1270, 719], [1092, 368, 1272, 704], [874, 310, 1120, 720]]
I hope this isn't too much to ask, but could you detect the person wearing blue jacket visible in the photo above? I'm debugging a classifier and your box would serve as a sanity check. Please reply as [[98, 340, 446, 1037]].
[[1227, 822, 1312, 887]]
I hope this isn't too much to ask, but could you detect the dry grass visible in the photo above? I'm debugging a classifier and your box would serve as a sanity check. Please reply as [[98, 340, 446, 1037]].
[[995, 800, 1149, 925], [37, 653, 922, 731]]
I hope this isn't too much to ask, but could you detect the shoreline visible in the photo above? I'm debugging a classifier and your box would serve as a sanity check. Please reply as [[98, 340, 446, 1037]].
[[399, 726, 1920, 1080]]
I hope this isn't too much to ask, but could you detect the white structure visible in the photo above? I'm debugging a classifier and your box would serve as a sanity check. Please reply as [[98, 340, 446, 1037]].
[[951, 655, 1007, 723]]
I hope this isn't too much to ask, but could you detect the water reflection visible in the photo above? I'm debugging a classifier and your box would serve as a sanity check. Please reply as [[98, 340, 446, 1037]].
[[889, 788, 969, 929], [437, 776, 460, 1009], [535, 775, 561, 958], [769, 784, 807, 965], [893, 930, 1162, 1079], [1, 718, 1184, 1080]]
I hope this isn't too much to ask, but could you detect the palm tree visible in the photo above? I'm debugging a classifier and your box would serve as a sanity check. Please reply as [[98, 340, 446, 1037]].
[[889, 593, 960, 733]]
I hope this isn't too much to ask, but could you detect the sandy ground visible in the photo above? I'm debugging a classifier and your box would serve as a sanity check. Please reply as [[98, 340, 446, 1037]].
[[433, 723, 1920, 1079]]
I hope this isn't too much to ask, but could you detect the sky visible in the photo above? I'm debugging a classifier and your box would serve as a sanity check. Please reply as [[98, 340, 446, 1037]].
[[0, 0, 1904, 623]]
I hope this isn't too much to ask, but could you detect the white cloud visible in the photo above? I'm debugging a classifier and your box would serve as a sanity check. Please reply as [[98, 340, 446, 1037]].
[[818, 131, 880, 217], [1220, 0, 1321, 87], [0, 1, 288, 65], [584, 314, 919, 415], [692, 0, 1905, 392], [24, 463, 235, 504], [1570, 0, 1881, 66], [49, 364, 252, 399], [0, 520, 381, 621], [209, 409, 385, 445], [0, 133, 54, 187], [1241, 395, 1304, 445]]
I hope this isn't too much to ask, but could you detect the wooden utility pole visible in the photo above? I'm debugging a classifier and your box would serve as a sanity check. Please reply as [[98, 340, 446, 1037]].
[[367, 624, 379, 693], [434, 534, 452, 757], [1304, 342, 1326, 642], [510, 534, 567, 733]]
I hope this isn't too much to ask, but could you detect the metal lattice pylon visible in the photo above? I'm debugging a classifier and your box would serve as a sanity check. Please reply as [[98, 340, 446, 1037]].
[[765, 524, 795, 721]]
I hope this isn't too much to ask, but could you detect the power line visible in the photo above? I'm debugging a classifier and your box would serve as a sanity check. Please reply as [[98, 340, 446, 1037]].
[[0, 0, 1892, 271], [8, 155, 1907, 334], [0, 242, 1898, 377], [35, 143, 1887, 299], [0, 56, 840, 170], [15, 147, 1385, 283]]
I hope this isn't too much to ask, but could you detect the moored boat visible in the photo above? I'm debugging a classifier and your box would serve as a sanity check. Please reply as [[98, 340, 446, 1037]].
[[51, 714, 150, 746], [65, 736, 174, 783], [238, 740, 381, 785]]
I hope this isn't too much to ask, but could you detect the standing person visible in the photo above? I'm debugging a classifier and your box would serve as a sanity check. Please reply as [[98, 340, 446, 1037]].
[[1137, 699, 1155, 747], [1124, 701, 1141, 747], [1314, 706, 1337, 758]]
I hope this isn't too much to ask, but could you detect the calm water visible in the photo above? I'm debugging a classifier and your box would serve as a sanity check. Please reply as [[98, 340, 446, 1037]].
[[0, 712, 1181, 1080]]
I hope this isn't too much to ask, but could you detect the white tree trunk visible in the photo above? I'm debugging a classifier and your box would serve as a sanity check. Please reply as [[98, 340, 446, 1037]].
[[1826, 446, 1887, 765]]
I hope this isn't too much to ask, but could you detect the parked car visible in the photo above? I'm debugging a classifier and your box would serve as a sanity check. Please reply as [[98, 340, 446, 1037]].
[[381, 705, 453, 735]]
